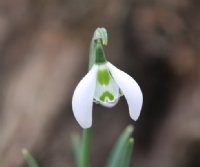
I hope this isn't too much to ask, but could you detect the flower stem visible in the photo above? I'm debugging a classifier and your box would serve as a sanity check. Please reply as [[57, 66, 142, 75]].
[[80, 27, 108, 167], [80, 128, 91, 167]]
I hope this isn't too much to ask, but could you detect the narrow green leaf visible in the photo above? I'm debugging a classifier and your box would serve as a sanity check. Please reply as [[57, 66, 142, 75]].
[[119, 138, 134, 167], [71, 134, 82, 167], [22, 149, 39, 167], [106, 125, 134, 167]]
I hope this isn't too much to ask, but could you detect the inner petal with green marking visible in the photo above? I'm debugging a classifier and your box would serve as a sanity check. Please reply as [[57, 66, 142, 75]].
[[93, 64, 123, 108]]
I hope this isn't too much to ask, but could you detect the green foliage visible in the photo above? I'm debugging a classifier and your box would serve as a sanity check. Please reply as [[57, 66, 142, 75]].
[[72, 134, 82, 167], [119, 138, 134, 167], [22, 149, 39, 167], [106, 125, 134, 167]]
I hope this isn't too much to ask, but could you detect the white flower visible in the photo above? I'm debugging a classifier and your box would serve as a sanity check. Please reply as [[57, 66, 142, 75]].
[[72, 62, 143, 128]]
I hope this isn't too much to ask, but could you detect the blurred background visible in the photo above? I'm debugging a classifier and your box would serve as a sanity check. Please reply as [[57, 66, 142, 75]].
[[0, 0, 200, 167]]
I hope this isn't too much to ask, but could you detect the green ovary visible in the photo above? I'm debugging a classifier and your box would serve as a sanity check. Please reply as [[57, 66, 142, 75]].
[[98, 69, 110, 85], [100, 91, 114, 102]]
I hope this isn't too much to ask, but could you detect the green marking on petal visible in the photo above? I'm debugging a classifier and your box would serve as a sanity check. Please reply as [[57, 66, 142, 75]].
[[100, 91, 114, 102], [98, 69, 110, 85]]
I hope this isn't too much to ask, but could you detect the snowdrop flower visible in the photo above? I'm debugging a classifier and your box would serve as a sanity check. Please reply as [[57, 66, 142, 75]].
[[72, 35, 143, 129]]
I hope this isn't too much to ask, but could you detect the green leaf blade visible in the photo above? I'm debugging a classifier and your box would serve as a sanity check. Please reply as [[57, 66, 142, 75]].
[[119, 138, 134, 167], [106, 125, 134, 167], [22, 149, 39, 167], [71, 134, 82, 167]]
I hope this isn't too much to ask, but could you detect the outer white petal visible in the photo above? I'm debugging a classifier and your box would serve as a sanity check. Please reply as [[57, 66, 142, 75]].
[[107, 62, 143, 120], [72, 65, 98, 128]]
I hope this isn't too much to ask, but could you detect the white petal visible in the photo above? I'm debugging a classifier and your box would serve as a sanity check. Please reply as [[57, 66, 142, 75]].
[[94, 76, 120, 108], [107, 62, 143, 120], [72, 65, 98, 128]]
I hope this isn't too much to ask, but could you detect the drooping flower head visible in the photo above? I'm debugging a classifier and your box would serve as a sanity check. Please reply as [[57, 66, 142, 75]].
[[72, 28, 143, 128]]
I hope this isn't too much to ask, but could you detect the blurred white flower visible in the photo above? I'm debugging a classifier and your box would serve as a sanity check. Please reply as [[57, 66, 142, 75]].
[[72, 62, 143, 128]]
